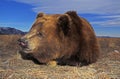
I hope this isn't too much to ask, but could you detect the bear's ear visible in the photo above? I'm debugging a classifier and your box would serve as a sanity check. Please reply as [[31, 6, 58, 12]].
[[57, 14, 70, 36], [65, 11, 78, 18], [65, 11, 82, 29], [36, 12, 44, 18]]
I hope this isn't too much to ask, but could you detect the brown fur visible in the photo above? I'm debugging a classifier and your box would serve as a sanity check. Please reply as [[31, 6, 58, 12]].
[[18, 11, 100, 66]]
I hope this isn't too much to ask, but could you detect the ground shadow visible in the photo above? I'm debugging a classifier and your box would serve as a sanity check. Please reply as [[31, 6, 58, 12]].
[[19, 50, 42, 65]]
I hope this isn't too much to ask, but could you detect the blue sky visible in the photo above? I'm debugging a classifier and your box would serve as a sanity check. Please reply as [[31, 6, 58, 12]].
[[0, 0, 120, 37]]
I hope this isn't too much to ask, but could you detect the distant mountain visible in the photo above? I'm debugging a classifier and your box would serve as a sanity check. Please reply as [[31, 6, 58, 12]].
[[0, 27, 26, 35], [97, 36, 120, 38], [97, 36, 111, 38]]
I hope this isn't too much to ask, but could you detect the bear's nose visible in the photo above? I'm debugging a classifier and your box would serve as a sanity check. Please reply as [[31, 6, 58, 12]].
[[18, 38, 28, 48]]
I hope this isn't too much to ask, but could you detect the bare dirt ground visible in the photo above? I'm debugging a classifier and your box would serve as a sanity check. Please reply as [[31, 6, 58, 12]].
[[0, 35, 120, 79]]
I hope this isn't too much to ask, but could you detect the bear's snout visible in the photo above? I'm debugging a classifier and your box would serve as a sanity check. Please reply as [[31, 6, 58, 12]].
[[18, 38, 28, 48]]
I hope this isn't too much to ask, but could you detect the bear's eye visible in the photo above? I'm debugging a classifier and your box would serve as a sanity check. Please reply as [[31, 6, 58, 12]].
[[37, 32, 44, 38]]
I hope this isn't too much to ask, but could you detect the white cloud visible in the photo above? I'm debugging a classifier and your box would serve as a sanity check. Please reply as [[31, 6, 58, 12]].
[[91, 15, 120, 27], [12, 0, 120, 14], [100, 15, 120, 19], [12, 0, 120, 27]]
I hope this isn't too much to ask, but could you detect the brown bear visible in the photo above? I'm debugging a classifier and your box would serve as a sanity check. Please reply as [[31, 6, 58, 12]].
[[18, 11, 100, 66]]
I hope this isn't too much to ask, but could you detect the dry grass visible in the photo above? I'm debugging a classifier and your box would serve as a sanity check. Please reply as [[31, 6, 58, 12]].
[[0, 35, 20, 49], [0, 35, 120, 79], [98, 37, 120, 56]]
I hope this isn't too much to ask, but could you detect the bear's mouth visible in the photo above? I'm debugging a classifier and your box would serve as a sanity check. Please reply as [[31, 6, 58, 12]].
[[21, 47, 33, 53]]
